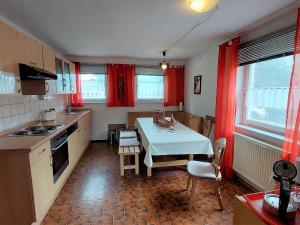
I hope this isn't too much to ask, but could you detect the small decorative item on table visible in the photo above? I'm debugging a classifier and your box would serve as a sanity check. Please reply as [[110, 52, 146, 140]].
[[153, 109, 165, 124], [169, 114, 177, 130]]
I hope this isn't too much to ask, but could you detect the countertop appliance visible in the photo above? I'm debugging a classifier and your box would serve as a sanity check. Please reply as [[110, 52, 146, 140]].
[[39, 108, 57, 122], [19, 63, 57, 80], [51, 130, 69, 183], [262, 160, 298, 221], [9, 124, 64, 136]]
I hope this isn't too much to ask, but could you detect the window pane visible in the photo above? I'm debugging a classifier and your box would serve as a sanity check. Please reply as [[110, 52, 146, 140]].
[[81, 74, 106, 101], [244, 55, 293, 128], [137, 75, 164, 100]]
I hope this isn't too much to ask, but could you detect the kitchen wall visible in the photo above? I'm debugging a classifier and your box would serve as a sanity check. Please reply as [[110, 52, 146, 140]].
[[69, 56, 186, 141], [0, 95, 66, 132], [184, 45, 219, 117], [85, 103, 178, 140], [184, 8, 298, 120]]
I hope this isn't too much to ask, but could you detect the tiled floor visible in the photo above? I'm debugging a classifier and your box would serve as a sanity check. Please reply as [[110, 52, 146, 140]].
[[42, 142, 250, 225]]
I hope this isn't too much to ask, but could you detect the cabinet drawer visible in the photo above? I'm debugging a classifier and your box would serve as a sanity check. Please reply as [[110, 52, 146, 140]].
[[29, 142, 51, 166]]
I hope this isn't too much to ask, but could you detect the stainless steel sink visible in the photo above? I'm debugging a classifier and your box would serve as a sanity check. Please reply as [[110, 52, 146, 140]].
[[64, 111, 79, 115]]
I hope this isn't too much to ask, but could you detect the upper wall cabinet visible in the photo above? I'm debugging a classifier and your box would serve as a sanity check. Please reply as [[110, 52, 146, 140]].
[[55, 57, 65, 93], [0, 21, 22, 95], [42, 46, 56, 74], [17, 32, 43, 69], [63, 61, 71, 94], [69, 62, 76, 93]]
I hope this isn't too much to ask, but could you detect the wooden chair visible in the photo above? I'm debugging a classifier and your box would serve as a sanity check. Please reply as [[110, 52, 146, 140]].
[[202, 119, 212, 138], [186, 138, 227, 210], [186, 114, 202, 132]]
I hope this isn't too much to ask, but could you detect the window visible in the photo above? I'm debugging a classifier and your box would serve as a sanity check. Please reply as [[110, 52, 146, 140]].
[[238, 55, 293, 132], [136, 67, 164, 102], [80, 64, 107, 103], [81, 74, 106, 102]]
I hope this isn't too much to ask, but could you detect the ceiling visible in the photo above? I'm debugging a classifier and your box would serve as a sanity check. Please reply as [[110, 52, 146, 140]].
[[0, 0, 297, 59]]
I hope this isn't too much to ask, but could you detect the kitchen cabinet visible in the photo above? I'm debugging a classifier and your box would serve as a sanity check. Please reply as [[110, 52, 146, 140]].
[[42, 46, 56, 74], [69, 62, 76, 93], [78, 113, 91, 151], [0, 21, 22, 95], [63, 61, 71, 93], [68, 128, 81, 168], [17, 32, 43, 69], [30, 142, 53, 224], [55, 57, 65, 93], [0, 111, 91, 225]]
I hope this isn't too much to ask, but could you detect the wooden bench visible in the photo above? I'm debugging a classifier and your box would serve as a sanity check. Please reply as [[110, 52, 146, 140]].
[[118, 146, 140, 176]]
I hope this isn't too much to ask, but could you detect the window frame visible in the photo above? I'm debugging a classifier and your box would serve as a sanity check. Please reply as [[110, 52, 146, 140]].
[[135, 74, 165, 103], [238, 59, 290, 135], [81, 73, 107, 104]]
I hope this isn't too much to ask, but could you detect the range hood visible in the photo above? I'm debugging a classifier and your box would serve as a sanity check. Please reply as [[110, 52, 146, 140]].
[[19, 64, 57, 80]]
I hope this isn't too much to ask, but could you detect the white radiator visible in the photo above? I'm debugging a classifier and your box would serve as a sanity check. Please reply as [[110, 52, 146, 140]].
[[233, 133, 281, 191]]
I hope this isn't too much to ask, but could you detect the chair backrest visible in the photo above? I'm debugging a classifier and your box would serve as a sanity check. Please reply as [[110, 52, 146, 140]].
[[187, 114, 202, 132], [202, 119, 212, 137], [212, 138, 227, 175]]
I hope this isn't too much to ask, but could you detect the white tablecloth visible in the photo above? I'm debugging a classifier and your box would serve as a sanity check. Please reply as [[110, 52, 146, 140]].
[[134, 117, 214, 167]]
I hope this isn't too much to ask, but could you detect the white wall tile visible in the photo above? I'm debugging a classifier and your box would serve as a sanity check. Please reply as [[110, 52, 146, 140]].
[[0, 118, 3, 131], [10, 104, 18, 116], [17, 103, 24, 114], [0, 95, 66, 132], [4, 117, 11, 129], [3, 105, 11, 117]]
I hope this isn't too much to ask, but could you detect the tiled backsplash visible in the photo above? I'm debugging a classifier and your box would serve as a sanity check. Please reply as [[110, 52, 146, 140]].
[[0, 95, 67, 131]]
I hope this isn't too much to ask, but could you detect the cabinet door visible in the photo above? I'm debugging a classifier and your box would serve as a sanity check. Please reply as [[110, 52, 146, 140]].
[[55, 57, 65, 93], [17, 32, 31, 66], [31, 39, 43, 69], [63, 61, 71, 93], [17, 32, 43, 69], [0, 21, 21, 95], [30, 143, 53, 223], [69, 63, 76, 93], [42, 46, 56, 74], [68, 129, 81, 168]]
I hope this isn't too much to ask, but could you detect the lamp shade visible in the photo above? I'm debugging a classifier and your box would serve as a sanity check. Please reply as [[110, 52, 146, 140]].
[[188, 0, 218, 13]]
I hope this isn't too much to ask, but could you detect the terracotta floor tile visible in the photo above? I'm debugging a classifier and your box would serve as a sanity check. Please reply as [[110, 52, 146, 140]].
[[41, 142, 250, 225]]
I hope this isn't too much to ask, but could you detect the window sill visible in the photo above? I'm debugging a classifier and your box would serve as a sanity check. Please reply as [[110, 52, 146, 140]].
[[83, 101, 106, 104], [235, 124, 284, 149], [136, 100, 164, 104]]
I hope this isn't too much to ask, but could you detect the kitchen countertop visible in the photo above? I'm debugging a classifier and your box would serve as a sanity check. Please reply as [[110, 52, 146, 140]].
[[0, 110, 90, 152]]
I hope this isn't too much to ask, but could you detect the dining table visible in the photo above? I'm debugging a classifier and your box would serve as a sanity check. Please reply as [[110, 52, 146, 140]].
[[134, 117, 214, 176]]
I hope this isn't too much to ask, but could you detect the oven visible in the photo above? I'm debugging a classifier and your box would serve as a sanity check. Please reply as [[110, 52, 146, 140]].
[[51, 130, 69, 183]]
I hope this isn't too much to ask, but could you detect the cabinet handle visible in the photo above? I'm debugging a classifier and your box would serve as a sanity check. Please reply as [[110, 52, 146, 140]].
[[16, 78, 22, 93], [50, 155, 53, 167], [38, 148, 46, 155], [30, 61, 37, 66], [45, 82, 49, 93]]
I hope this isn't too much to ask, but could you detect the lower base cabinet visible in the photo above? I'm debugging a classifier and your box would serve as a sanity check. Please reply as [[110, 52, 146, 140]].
[[0, 112, 90, 225], [30, 142, 52, 224]]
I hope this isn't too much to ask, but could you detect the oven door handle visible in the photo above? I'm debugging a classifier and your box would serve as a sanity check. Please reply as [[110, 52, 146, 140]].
[[51, 138, 68, 152]]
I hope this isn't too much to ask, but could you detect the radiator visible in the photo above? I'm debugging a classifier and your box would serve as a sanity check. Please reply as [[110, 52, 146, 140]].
[[233, 133, 281, 191]]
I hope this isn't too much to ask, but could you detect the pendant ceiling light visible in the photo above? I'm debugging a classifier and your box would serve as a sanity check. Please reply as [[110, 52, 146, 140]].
[[159, 1, 218, 68], [188, 0, 218, 13], [160, 51, 169, 70]]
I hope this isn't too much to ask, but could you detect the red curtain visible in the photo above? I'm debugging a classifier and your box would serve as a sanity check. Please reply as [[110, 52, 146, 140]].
[[214, 37, 240, 179], [70, 62, 83, 107], [282, 8, 300, 163], [164, 66, 185, 106], [107, 64, 135, 107]]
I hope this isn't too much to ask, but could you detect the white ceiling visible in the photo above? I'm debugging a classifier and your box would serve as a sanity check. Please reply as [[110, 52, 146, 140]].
[[0, 0, 297, 59]]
